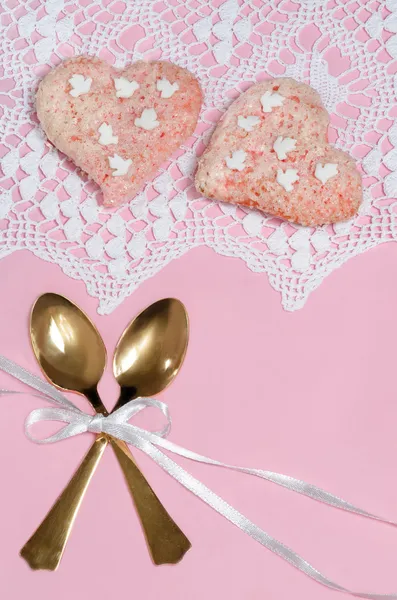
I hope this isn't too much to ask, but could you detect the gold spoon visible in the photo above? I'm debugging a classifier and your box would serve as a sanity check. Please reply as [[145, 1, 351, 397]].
[[21, 294, 191, 570], [110, 298, 191, 563]]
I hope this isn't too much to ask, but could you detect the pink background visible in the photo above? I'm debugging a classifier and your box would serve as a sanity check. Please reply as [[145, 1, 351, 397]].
[[0, 244, 397, 599]]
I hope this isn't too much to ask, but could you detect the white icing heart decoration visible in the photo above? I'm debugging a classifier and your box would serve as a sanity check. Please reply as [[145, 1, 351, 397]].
[[114, 77, 139, 99], [225, 150, 247, 171], [108, 154, 132, 177], [134, 108, 160, 131], [98, 123, 118, 146], [68, 74, 92, 97]]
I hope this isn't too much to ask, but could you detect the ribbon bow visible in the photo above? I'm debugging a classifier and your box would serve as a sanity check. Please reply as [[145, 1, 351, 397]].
[[1, 354, 396, 600], [25, 397, 172, 444]]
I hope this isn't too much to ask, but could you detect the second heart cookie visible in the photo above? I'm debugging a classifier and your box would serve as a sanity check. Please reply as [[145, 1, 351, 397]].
[[195, 78, 362, 226], [36, 57, 202, 207]]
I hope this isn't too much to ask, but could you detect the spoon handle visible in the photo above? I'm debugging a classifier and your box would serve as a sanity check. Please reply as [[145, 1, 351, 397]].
[[20, 386, 191, 569], [20, 437, 190, 569], [20, 436, 190, 569], [110, 439, 191, 564], [20, 436, 108, 571], [86, 387, 191, 562]]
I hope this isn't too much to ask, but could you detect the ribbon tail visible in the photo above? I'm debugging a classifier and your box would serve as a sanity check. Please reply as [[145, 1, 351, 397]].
[[115, 429, 396, 600], [243, 470, 396, 525], [127, 427, 397, 528], [0, 355, 76, 409]]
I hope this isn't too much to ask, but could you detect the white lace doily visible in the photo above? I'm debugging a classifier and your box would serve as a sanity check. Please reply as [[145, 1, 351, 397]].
[[1, 0, 396, 314]]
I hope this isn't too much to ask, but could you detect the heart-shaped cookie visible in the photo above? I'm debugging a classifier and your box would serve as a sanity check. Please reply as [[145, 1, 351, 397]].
[[195, 78, 362, 226], [36, 57, 202, 206]]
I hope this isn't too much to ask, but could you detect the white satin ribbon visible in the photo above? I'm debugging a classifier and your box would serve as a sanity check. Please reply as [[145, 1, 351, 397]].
[[0, 354, 396, 599]]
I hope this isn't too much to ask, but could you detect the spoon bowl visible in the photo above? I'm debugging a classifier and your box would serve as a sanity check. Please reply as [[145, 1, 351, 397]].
[[114, 298, 188, 403], [30, 293, 106, 395]]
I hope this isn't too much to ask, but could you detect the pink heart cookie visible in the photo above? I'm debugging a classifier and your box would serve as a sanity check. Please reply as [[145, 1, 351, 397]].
[[36, 56, 202, 206], [195, 78, 362, 226]]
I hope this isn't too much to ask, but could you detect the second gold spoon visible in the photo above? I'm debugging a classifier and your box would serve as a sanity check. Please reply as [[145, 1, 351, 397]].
[[20, 294, 191, 570]]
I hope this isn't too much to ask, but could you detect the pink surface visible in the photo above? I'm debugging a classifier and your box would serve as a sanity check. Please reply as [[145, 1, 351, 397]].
[[0, 245, 397, 600]]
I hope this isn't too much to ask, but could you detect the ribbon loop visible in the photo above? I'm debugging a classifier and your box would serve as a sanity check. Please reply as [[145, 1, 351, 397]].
[[0, 354, 396, 599]]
